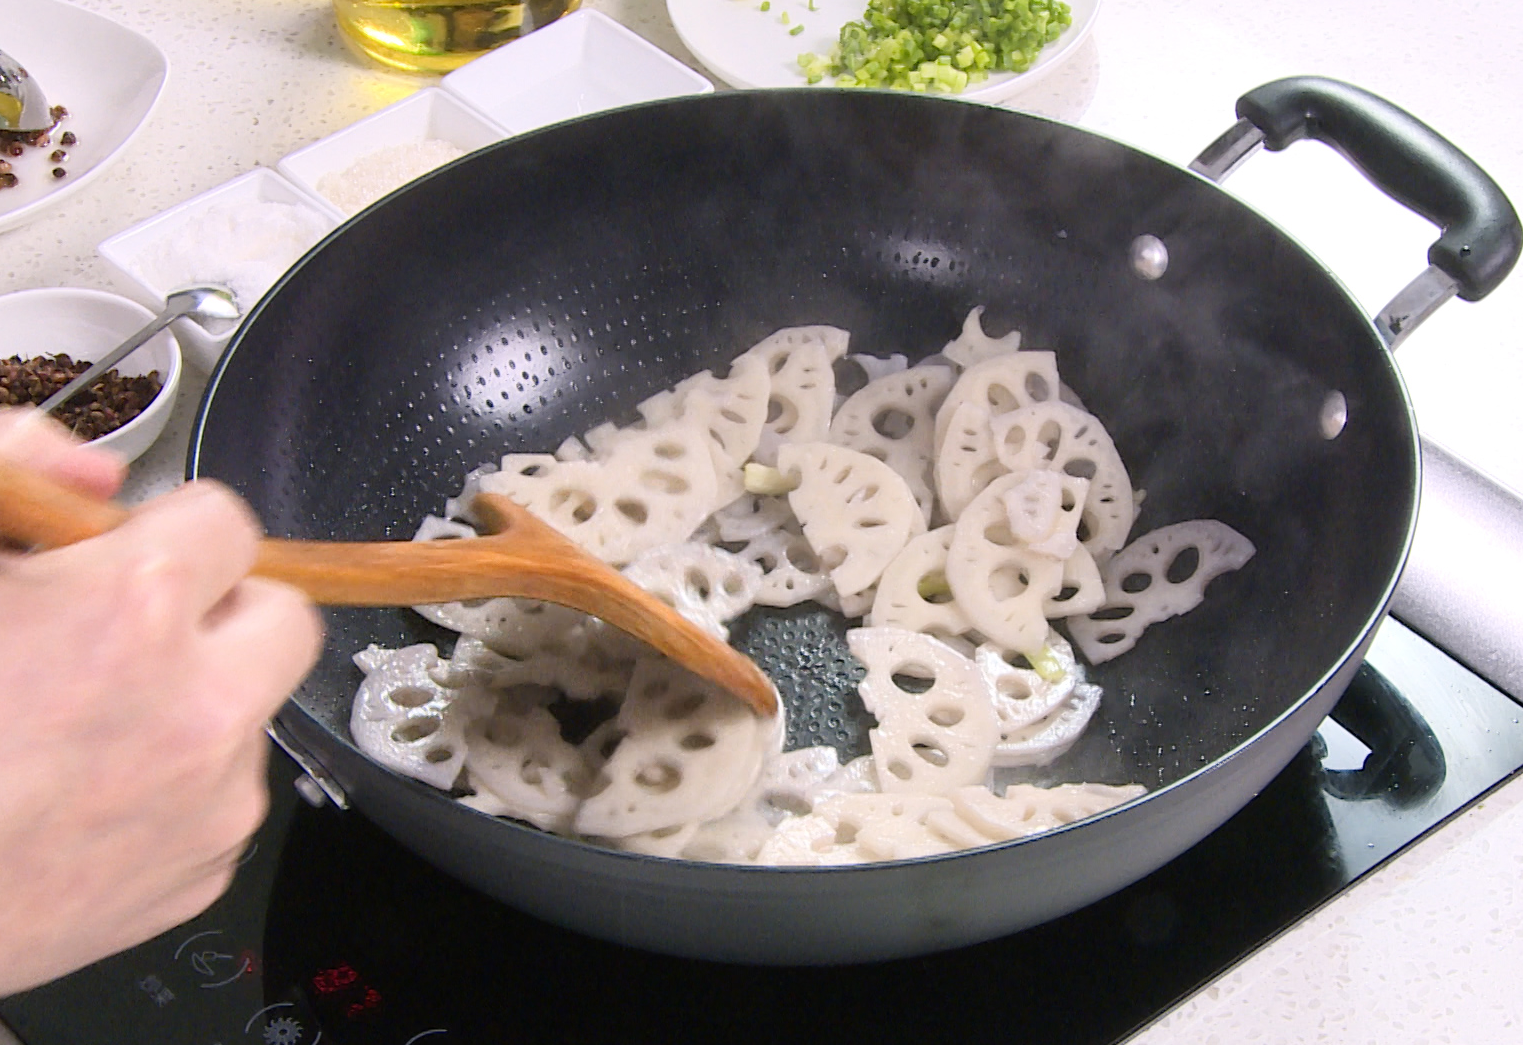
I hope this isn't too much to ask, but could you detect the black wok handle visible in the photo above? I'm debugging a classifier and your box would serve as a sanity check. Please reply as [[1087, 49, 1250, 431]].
[[1235, 76, 1521, 303]]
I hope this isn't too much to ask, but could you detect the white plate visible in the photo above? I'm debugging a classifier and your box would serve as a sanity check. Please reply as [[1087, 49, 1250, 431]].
[[667, 0, 1097, 103], [442, 10, 712, 135], [97, 167, 338, 371], [0, 0, 169, 234], [277, 88, 510, 220]]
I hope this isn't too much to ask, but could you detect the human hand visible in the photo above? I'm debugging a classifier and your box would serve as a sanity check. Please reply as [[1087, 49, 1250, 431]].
[[0, 408, 323, 996]]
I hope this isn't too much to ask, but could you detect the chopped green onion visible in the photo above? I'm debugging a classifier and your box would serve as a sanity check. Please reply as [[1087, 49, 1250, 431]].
[[790, 22, 805, 34], [743, 463, 799, 496], [797, 0, 1071, 94], [1029, 645, 1067, 684], [915, 572, 953, 601], [760, 1, 770, 9]]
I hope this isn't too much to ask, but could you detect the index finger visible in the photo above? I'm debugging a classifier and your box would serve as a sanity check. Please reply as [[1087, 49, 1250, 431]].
[[107, 481, 265, 620], [0, 406, 126, 501]]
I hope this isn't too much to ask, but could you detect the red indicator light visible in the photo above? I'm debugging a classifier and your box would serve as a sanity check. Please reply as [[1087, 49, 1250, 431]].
[[346, 987, 383, 1020], [312, 963, 360, 995]]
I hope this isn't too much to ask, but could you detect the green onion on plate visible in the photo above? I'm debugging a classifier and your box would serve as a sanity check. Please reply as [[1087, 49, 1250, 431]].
[[799, 0, 1072, 93]]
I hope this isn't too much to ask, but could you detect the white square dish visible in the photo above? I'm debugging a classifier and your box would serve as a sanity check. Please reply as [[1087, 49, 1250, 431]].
[[276, 88, 511, 220], [442, 9, 712, 134], [96, 167, 338, 371]]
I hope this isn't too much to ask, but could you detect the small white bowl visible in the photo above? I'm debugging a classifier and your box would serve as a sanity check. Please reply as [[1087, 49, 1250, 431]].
[[0, 287, 182, 463], [441, 10, 713, 134], [276, 88, 512, 220], [97, 167, 338, 371]]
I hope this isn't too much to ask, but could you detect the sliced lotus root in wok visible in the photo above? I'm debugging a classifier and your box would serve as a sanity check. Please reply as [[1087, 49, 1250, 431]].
[[635, 351, 770, 469], [848, 627, 1000, 795], [629, 354, 772, 506], [403, 519, 607, 642], [975, 633, 1078, 733], [933, 349, 1060, 458], [870, 526, 974, 639], [1047, 543, 1106, 619], [827, 584, 877, 620], [778, 442, 927, 598], [838, 351, 909, 393], [988, 680, 1101, 768], [709, 491, 797, 543], [443, 458, 535, 521], [940, 306, 1023, 369], [460, 699, 593, 833], [754, 809, 868, 866], [350, 643, 492, 791], [739, 325, 847, 465], [828, 363, 956, 523], [573, 658, 782, 838], [433, 634, 633, 702], [1065, 519, 1257, 664], [724, 523, 836, 607], [680, 746, 845, 863], [609, 821, 704, 858], [474, 419, 719, 566], [943, 781, 1147, 843], [1000, 469, 1088, 560], [814, 753, 880, 798], [934, 400, 1006, 522], [989, 400, 1134, 560], [412, 514, 476, 542], [763, 793, 963, 863], [621, 542, 764, 639], [946, 473, 1067, 656]]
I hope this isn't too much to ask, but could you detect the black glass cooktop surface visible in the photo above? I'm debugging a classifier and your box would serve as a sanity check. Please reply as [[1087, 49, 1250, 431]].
[[5, 616, 1522, 1045]]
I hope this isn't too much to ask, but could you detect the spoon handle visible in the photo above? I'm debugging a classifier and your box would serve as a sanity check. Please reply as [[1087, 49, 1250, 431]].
[[0, 461, 778, 715], [37, 306, 185, 414]]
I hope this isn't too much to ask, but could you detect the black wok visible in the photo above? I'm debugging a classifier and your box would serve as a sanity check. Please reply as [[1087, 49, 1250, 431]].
[[189, 78, 1519, 964]]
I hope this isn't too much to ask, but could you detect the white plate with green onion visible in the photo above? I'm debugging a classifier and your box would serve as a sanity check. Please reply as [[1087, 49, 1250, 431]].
[[667, 0, 1098, 102]]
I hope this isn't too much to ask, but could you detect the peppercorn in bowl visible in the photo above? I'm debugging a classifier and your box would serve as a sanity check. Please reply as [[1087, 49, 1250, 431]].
[[0, 287, 181, 462]]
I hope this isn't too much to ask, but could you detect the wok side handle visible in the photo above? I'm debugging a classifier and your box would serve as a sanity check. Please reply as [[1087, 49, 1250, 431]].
[[1232, 76, 1521, 305]]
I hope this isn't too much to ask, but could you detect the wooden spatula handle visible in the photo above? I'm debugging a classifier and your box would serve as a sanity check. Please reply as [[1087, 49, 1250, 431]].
[[0, 458, 129, 546], [0, 460, 779, 715]]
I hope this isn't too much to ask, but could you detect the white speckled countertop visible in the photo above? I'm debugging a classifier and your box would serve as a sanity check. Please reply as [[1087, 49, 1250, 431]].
[[3, 1, 1521, 1040]]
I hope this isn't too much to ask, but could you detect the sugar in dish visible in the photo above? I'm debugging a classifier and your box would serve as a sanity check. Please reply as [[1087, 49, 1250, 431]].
[[314, 139, 467, 216]]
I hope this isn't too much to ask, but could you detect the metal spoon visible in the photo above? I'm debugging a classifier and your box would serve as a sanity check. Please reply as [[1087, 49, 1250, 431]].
[[0, 463, 780, 717], [0, 47, 51, 134], [40, 285, 240, 414]]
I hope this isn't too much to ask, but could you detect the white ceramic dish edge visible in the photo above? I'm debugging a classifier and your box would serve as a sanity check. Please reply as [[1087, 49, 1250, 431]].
[[96, 167, 340, 371], [0, 0, 170, 234], [276, 88, 513, 221], [665, 0, 1099, 104], [441, 10, 713, 133]]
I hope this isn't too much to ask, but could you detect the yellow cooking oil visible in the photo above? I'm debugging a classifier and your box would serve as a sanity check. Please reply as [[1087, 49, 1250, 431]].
[[333, 0, 581, 74]]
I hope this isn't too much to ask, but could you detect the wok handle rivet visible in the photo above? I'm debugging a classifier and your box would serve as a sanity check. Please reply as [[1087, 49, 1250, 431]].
[[1130, 235, 1169, 280]]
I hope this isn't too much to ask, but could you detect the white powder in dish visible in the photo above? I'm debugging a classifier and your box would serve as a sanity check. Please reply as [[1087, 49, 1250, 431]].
[[316, 139, 468, 216], [132, 198, 332, 319]]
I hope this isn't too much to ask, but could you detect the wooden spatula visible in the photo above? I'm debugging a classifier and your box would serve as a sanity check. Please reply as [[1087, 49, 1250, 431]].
[[0, 460, 779, 716]]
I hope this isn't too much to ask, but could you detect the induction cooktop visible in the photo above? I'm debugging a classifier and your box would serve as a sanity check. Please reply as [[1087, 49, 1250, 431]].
[[4, 615, 1521, 1045]]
